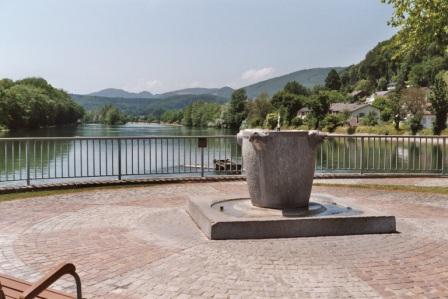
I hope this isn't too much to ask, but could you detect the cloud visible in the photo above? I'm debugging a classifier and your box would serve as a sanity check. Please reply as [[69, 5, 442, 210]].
[[241, 67, 275, 82]]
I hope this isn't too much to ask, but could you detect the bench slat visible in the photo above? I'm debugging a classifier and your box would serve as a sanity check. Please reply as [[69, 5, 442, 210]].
[[0, 275, 74, 299]]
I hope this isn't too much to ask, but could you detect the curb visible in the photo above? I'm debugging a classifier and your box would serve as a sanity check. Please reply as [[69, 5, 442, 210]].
[[0, 176, 246, 195]]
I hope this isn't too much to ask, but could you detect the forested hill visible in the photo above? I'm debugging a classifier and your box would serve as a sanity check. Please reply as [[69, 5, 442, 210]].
[[243, 67, 345, 98], [70, 93, 228, 117], [340, 37, 448, 91], [89, 88, 153, 99]]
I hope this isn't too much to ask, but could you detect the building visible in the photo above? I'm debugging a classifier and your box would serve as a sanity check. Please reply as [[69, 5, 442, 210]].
[[421, 112, 435, 129], [297, 103, 380, 125], [330, 103, 380, 124]]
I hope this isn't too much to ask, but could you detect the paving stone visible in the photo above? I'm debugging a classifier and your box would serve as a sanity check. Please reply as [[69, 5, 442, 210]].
[[1, 180, 448, 297]]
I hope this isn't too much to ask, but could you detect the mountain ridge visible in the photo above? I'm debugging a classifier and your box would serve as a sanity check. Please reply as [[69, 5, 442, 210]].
[[84, 67, 344, 100], [89, 88, 154, 99]]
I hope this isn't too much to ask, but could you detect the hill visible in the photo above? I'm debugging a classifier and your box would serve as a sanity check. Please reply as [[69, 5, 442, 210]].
[[89, 88, 154, 99], [243, 67, 345, 98], [159, 86, 234, 98]]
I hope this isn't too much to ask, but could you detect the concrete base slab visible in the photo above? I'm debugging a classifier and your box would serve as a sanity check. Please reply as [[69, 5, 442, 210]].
[[187, 195, 396, 240]]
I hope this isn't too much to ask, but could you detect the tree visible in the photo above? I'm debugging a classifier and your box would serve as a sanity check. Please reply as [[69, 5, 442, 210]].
[[246, 93, 274, 128], [306, 93, 331, 129], [429, 74, 448, 135], [340, 72, 351, 89], [161, 110, 183, 124], [355, 79, 375, 94], [409, 57, 448, 87], [271, 91, 305, 124], [361, 111, 379, 126], [323, 113, 346, 132], [283, 81, 309, 96], [0, 77, 84, 130], [401, 87, 426, 119], [98, 105, 127, 125], [264, 113, 279, 130], [0, 78, 84, 129], [392, 87, 426, 134], [377, 77, 388, 91], [223, 89, 248, 130], [271, 82, 309, 124], [325, 69, 342, 90], [182, 101, 222, 127], [387, 92, 406, 130], [381, 0, 448, 56]]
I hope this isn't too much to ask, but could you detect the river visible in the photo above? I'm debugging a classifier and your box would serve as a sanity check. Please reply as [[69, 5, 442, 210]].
[[0, 123, 236, 138]]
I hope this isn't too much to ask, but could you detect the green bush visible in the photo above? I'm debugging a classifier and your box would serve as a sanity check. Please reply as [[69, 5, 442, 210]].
[[361, 111, 379, 126], [322, 114, 345, 133], [264, 113, 278, 130], [290, 116, 303, 128]]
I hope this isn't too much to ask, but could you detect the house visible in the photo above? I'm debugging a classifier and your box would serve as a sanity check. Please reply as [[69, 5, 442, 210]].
[[297, 103, 380, 125], [297, 107, 311, 118], [330, 103, 380, 124]]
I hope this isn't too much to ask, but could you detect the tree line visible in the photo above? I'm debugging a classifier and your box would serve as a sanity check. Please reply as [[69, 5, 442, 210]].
[[84, 104, 128, 125]]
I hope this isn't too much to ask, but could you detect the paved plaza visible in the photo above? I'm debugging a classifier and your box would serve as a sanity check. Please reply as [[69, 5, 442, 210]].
[[1, 179, 448, 298]]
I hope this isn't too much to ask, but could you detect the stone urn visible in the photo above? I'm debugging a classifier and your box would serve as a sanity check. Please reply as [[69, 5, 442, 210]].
[[237, 130, 325, 209]]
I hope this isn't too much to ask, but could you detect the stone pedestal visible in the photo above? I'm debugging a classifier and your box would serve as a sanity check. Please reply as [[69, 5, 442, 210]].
[[187, 195, 397, 240]]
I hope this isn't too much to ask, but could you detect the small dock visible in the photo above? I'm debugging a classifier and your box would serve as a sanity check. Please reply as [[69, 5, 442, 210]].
[[214, 159, 242, 174]]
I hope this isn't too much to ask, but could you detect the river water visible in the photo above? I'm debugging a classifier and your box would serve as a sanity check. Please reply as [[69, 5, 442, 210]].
[[0, 123, 236, 138]]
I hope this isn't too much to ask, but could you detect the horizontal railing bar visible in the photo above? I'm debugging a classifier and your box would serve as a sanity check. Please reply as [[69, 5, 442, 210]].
[[1, 135, 447, 141], [328, 134, 447, 139]]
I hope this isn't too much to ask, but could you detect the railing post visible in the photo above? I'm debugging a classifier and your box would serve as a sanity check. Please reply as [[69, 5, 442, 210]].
[[26, 141, 30, 185], [198, 138, 207, 177], [118, 139, 122, 180], [360, 136, 364, 174], [443, 137, 446, 175]]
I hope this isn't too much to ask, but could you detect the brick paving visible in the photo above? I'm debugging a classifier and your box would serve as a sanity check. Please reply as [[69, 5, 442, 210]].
[[1, 180, 448, 298]]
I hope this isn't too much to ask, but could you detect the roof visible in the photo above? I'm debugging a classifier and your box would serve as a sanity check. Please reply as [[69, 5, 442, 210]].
[[298, 103, 378, 115], [330, 103, 373, 113], [350, 90, 365, 97], [297, 107, 311, 113], [374, 90, 390, 97]]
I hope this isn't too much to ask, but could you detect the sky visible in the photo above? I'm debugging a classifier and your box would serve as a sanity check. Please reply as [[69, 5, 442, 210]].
[[0, 0, 396, 94]]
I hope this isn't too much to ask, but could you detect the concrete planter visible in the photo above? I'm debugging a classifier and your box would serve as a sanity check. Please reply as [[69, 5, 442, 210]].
[[237, 130, 325, 209]]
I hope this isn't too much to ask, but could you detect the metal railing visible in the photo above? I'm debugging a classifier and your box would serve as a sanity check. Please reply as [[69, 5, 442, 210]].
[[0, 134, 447, 186], [0, 136, 242, 185], [317, 135, 447, 174]]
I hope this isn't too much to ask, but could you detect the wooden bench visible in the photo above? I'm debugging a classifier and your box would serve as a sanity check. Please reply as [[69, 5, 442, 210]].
[[0, 263, 82, 299]]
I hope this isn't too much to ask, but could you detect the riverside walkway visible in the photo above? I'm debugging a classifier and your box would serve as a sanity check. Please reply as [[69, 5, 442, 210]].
[[1, 178, 448, 298]]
